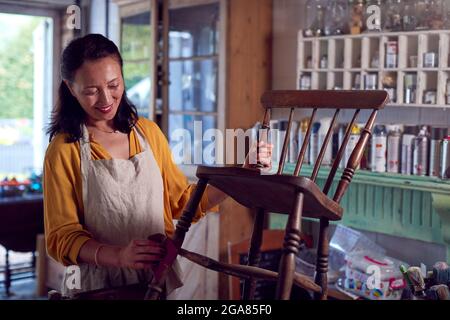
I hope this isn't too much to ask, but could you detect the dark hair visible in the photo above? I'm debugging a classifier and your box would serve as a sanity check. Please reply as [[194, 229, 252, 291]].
[[47, 34, 138, 142]]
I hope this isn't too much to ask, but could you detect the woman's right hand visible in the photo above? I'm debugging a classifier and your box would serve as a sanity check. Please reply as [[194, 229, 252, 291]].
[[118, 239, 166, 270]]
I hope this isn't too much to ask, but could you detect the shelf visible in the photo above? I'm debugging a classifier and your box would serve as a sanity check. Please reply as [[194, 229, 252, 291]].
[[298, 30, 450, 108], [279, 163, 450, 195]]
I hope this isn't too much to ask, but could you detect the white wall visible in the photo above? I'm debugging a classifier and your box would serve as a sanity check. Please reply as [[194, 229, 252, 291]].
[[272, 0, 450, 127]]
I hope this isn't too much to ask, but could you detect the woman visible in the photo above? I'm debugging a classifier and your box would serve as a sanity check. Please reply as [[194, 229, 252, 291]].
[[44, 34, 272, 297]]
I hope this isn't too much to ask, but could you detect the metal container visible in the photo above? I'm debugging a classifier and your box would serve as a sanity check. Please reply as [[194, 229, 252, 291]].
[[412, 126, 430, 176], [343, 124, 361, 169], [298, 118, 311, 164], [364, 73, 378, 90], [430, 127, 448, 177], [387, 125, 402, 173], [441, 136, 450, 179], [288, 121, 299, 164], [386, 41, 398, 68], [309, 122, 321, 165], [401, 126, 418, 175], [371, 125, 387, 173], [423, 52, 438, 68], [424, 90, 437, 104], [300, 74, 312, 90]]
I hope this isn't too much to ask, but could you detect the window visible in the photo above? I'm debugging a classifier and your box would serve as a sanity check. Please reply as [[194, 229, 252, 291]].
[[0, 12, 53, 179], [168, 3, 220, 163], [121, 11, 152, 119]]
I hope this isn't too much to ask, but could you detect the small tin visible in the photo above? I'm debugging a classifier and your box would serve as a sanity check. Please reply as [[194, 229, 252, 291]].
[[423, 52, 438, 68], [424, 90, 437, 104], [364, 73, 378, 90], [299, 74, 311, 90], [386, 41, 398, 68]]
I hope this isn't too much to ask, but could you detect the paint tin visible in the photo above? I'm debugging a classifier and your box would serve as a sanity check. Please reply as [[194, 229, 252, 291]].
[[430, 128, 448, 177], [386, 41, 398, 68]]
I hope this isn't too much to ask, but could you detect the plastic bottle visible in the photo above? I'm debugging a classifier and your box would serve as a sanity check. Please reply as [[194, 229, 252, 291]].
[[386, 125, 403, 173]]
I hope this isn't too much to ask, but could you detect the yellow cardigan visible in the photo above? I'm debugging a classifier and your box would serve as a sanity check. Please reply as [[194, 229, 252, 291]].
[[44, 117, 215, 266]]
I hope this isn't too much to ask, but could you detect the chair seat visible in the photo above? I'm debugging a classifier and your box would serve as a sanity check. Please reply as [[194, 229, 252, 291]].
[[196, 166, 343, 221]]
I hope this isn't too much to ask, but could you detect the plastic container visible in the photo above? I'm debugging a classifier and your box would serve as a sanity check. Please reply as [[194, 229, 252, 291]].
[[344, 250, 407, 300]]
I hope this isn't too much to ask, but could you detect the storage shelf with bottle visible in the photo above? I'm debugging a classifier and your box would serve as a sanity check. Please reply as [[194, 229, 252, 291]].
[[298, 30, 450, 108]]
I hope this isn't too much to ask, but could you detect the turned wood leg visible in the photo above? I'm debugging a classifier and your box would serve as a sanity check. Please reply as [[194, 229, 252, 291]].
[[314, 218, 329, 300], [276, 192, 304, 300], [145, 179, 208, 300], [5, 249, 10, 297], [242, 208, 265, 300]]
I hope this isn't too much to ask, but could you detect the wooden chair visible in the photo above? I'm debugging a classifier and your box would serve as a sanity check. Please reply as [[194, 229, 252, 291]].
[[146, 90, 389, 300]]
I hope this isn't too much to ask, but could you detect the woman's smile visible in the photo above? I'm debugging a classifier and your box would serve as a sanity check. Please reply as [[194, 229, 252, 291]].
[[95, 103, 114, 114]]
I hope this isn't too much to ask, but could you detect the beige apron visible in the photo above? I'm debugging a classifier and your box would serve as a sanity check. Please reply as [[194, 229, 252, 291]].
[[62, 124, 182, 297]]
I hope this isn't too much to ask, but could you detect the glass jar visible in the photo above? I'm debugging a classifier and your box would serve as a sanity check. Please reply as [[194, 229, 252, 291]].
[[324, 0, 349, 35], [384, 0, 403, 32], [402, 1, 417, 31], [348, 0, 365, 35], [304, 0, 326, 37], [428, 0, 445, 30], [415, 0, 431, 30]]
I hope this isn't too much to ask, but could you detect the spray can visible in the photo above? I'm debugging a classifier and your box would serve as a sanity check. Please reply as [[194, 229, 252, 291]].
[[298, 118, 311, 164], [371, 125, 387, 173], [429, 128, 448, 177], [412, 126, 430, 176], [386, 125, 403, 173], [342, 124, 361, 169], [401, 126, 418, 175], [309, 122, 321, 165], [441, 136, 450, 179], [319, 118, 333, 166], [288, 121, 299, 164]]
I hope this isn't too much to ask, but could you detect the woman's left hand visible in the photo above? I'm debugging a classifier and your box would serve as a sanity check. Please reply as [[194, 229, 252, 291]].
[[243, 141, 273, 171]]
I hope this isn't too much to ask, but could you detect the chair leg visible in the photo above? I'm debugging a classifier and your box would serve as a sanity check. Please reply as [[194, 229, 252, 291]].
[[242, 208, 265, 300], [276, 192, 304, 300], [145, 179, 208, 300], [314, 218, 329, 300], [5, 250, 10, 297]]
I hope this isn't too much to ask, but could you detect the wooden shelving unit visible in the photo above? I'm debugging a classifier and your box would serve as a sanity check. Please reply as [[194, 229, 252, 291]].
[[297, 30, 450, 108]]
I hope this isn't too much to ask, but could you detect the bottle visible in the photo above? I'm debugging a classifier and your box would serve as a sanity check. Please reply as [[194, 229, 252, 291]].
[[441, 136, 450, 179], [298, 118, 311, 165], [342, 124, 361, 169], [387, 125, 403, 173], [412, 126, 430, 176], [325, 0, 349, 35], [384, 0, 403, 32], [371, 125, 387, 173], [310, 122, 321, 165], [288, 121, 300, 164], [402, 1, 418, 31], [348, 0, 365, 35], [401, 126, 418, 175], [304, 0, 326, 37], [429, 127, 448, 177], [319, 118, 333, 166]]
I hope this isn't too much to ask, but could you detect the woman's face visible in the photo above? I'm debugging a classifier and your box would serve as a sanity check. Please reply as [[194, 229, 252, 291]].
[[65, 56, 124, 124]]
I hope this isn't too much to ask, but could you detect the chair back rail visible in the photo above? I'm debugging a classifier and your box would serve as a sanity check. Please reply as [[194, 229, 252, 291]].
[[259, 90, 388, 203]]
